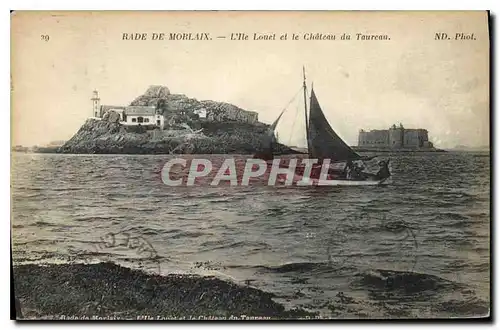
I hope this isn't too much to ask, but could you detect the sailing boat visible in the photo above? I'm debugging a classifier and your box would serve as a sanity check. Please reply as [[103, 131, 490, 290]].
[[256, 67, 391, 186]]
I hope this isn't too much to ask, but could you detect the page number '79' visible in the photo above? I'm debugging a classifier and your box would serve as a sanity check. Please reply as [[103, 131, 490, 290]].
[[41, 35, 50, 42]]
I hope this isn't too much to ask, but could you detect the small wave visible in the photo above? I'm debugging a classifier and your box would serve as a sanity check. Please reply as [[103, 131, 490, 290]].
[[264, 262, 322, 273], [208, 198, 236, 204], [469, 262, 490, 273], [198, 240, 271, 253], [114, 226, 181, 237], [13, 238, 65, 246], [265, 207, 290, 217], [442, 260, 469, 272], [233, 217, 258, 225], [276, 228, 300, 235], [474, 246, 489, 253], [431, 190, 476, 198], [443, 220, 472, 229], [32, 220, 59, 227], [352, 269, 462, 294], [103, 192, 134, 199], [49, 187, 86, 192], [170, 231, 209, 239], [114, 206, 159, 213], [79, 251, 115, 258], [13, 192, 43, 199], [161, 228, 183, 234], [74, 216, 119, 222], [222, 261, 356, 277], [14, 187, 44, 191], [134, 227, 163, 236], [424, 235, 478, 249], [256, 261, 355, 275], [432, 297, 489, 317], [433, 212, 470, 221], [227, 240, 272, 251], [467, 211, 489, 218]]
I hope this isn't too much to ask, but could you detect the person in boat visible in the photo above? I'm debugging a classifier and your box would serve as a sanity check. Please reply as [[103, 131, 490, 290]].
[[355, 161, 365, 176], [349, 161, 365, 180], [376, 160, 391, 180], [343, 160, 354, 179]]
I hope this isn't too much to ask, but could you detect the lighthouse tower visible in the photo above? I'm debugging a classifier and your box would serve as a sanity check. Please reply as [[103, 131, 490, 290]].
[[91, 90, 101, 118]]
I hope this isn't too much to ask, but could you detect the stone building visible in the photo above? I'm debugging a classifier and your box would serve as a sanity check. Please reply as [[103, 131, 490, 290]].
[[358, 123, 433, 148], [91, 91, 165, 129], [121, 106, 165, 129]]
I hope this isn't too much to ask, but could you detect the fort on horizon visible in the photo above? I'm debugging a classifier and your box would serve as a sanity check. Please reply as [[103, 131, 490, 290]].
[[358, 123, 434, 149]]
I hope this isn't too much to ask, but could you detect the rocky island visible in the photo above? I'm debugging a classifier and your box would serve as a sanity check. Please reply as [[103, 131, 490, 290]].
[[59, 86, 294, 155]]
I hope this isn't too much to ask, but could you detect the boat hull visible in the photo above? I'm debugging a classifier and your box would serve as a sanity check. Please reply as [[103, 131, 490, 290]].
[[277, 169, 390, 186], [295, 176, 390, 186]]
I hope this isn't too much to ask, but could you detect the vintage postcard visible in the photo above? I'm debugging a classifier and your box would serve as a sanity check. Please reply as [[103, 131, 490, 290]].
[[11, 11, 490, 320]]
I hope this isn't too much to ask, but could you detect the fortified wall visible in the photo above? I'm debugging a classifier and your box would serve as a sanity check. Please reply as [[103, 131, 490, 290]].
[[358, 124, 433, 149]]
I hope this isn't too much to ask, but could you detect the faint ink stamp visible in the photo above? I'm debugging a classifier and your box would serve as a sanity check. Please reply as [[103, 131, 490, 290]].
[[325, 211, 419, 271], [92, 228, 161, 275]]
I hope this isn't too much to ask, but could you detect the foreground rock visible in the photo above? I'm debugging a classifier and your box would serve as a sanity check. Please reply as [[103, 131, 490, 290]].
[[13, 262, 317, 320]]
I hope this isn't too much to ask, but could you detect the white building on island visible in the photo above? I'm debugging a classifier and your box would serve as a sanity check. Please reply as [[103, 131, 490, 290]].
[[194, 108, 207, 119], [122, 106, 164, 128], [91, 90, 165, 129]]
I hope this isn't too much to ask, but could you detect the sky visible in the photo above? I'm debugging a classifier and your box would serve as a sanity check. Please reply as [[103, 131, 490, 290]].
[[11, 11, 489, 148]]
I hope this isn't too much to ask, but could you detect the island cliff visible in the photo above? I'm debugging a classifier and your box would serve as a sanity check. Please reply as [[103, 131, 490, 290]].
[[59, 86, 294, 155]]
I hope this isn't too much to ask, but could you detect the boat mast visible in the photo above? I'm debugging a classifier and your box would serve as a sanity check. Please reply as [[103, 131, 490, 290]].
[[302, 66, 310, 153]]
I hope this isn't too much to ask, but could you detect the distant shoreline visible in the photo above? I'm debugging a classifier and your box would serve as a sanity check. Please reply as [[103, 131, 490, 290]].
[[13, 145, 491, 155], [351, 146, 447, 153], [13, 148, 493, 155]]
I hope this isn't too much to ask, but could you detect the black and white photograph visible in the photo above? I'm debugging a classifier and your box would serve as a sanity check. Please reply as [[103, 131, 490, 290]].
[[10, 10, 490, 320]]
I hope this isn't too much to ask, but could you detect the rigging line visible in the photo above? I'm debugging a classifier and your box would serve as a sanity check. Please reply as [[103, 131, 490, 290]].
[[274, 86, 304, 144], [278, 86, 304, 115], [272, 86, 306, 146], [288, 102, 300, 145], [304, 87, 310, 148]]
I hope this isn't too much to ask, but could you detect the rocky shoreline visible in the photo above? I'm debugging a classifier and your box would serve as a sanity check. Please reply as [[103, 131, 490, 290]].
[[57, 119, 297, 155], [13, 262, 317, 320], [352, 146, 447, 153]]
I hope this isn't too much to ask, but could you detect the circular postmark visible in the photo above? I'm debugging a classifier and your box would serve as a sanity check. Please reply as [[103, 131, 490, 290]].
[[92, 228, 162, 275], [325, 211, 419, 271], [378, 214, 419, 271], [324, 217, 353, 269]]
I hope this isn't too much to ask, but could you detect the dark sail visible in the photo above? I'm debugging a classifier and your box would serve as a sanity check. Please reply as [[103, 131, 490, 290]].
[[267, 108, 286, 147], [307, 88, 361, 162], [254, 109, 286, 160], [270, 109, 286, 135]]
